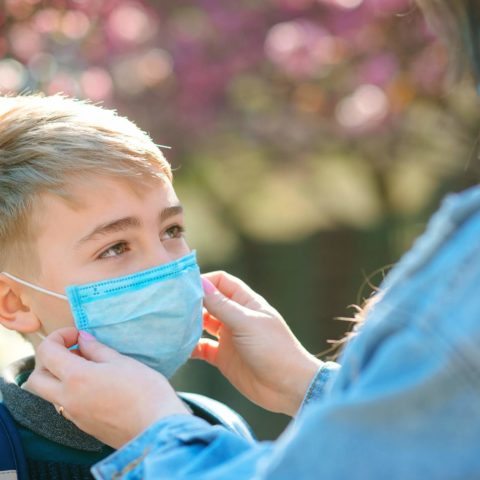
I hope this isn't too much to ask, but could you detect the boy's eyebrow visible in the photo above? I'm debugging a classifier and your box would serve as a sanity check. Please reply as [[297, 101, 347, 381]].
[[76, 204, 184, 247], [160, 205, 183, 222]]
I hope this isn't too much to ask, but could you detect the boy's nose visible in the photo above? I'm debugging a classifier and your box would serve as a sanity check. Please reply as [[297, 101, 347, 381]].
[[145, 250, 174, 269], [143, 243, 189, 270]]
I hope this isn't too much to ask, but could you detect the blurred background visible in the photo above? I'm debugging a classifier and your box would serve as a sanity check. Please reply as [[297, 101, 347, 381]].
[[1, 0, 480, 440]]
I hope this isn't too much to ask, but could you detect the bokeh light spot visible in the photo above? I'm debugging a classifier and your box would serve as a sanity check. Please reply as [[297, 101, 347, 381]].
[[0, 59, 27, 92], [137, 49, 173, 87], [34, 8, 61, 34], [8, 23, 43, 60], [107, 3, 156, 44], [265, 20, 341, 77], [336, 84, 389, 129], [81, 67, 113, 100], [325, 0, 363, 8], [62, 10, 90, 39]]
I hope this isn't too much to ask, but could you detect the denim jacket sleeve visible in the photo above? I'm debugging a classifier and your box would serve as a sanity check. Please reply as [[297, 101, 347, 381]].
[[91, 362, 340, 480], [298, 361, 341, 412], [91, 414, 272, 480], [92, 186, 480, 480]]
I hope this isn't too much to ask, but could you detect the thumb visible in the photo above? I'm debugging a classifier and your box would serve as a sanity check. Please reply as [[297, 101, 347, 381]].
[[202, 278, 250, 330], [78, 331, 120, 363]]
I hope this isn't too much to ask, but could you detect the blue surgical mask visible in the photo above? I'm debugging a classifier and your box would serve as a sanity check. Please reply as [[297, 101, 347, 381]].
[[3, 251, 204, 378]]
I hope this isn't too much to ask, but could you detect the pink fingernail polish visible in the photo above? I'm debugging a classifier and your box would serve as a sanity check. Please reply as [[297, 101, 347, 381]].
[[79, 331, 95, 341], [201, 277, 217, 295]]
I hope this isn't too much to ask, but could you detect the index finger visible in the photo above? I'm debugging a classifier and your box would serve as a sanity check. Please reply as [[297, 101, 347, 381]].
[[202, 271, 268, 309], [36, 327, 87, 380]]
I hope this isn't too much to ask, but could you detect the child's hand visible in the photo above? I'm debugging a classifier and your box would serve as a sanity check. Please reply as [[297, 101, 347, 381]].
[[24, 327, 191, 449], [193, 272, 322, 416]]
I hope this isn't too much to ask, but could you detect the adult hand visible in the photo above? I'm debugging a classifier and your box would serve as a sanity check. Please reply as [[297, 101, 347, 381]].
[[193, 272, 322, 416], [23, 327, 191, 449]]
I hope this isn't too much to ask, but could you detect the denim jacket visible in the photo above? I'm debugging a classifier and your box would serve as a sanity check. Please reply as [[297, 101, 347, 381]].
[[92, 186, 480, 480]]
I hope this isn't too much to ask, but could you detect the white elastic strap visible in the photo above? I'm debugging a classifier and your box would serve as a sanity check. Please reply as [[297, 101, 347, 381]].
[[1, 272, 68, 300]]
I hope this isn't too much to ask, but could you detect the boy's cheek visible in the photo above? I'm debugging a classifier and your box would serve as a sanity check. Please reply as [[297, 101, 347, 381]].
[[34, 298, 76, 335]]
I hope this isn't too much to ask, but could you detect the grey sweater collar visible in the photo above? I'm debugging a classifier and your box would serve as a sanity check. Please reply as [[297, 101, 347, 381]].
[[0, 356, 104, 452]]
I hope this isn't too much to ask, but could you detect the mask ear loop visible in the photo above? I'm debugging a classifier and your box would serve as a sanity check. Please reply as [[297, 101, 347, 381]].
[[1, 272, 68, 300], [0, 273, 76, 347]]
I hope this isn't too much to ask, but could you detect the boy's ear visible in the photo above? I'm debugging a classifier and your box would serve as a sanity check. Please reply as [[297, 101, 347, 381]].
[[0, 274, 41, 333]]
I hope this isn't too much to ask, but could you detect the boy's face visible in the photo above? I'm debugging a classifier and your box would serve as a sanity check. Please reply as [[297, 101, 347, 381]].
[[9, 175, 190, 337]]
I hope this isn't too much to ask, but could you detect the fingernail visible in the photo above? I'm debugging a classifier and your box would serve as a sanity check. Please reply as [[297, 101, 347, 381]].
[[201, 277, 217, 295], [79, 331, 95, 341]]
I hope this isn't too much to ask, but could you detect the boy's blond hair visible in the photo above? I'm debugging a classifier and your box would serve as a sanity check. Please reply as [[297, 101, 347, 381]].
[[0, 94, 172, 277]]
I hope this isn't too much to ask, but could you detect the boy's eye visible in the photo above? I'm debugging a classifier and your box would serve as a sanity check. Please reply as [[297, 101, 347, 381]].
[[98, 242, 129, 259], [163, 225, 185, 240]]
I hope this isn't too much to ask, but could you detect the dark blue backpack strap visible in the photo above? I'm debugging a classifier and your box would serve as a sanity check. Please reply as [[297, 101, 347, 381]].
[[0, 403, 29, 480], [178, 392, 256, 443]]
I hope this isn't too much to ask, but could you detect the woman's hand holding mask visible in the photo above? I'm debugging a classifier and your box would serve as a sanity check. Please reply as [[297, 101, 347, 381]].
[[193, 272, 321, 416], [23, 327, 191, 449]]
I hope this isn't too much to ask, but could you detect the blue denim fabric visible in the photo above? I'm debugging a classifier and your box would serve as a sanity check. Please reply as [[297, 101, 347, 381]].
[[93, 186, 480, 479], [91, 415, 273, 480], [298, 361, 341, 413]]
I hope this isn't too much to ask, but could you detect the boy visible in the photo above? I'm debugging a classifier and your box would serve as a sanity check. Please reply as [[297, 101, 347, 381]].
[[0, 94, 221, 478]]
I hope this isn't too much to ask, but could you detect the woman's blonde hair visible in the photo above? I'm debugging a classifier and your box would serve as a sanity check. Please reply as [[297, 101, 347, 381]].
[[0, 94, 172, 276], [328, 1, 480, 358], [417, 0, 480, 82]]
